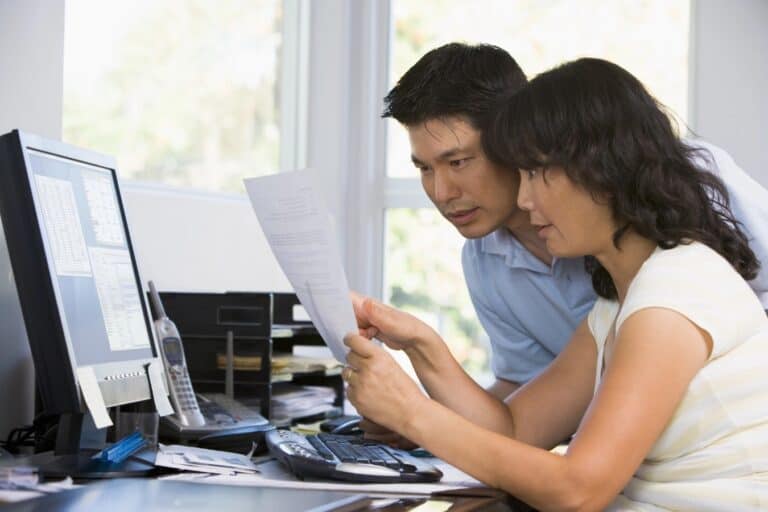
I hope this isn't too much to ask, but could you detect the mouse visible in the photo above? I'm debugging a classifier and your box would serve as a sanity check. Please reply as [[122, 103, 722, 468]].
[[320, 415, 362, 435]]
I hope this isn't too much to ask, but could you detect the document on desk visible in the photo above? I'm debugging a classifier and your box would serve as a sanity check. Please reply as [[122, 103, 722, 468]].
[[244, 170, 356, 363], [161, 458, 491, 497], [155, 444, 260, 475]]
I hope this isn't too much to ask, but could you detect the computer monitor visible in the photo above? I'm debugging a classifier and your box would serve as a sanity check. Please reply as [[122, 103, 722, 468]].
[[0, 130, 161, 477]]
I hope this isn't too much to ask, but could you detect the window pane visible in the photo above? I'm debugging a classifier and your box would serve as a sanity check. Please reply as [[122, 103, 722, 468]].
[[385, 208, 492, 382], [63, 0, 283, 193], [387, 0, 690, 178]]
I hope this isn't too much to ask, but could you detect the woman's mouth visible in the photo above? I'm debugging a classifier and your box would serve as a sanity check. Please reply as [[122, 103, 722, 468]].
[[536, 224, 553, 238]]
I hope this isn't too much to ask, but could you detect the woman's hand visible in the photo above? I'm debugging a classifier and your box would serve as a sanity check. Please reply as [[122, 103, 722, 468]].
[[343, 332, 429, 433], [350, 291, 441, 353], [360, 418, 418, 450]]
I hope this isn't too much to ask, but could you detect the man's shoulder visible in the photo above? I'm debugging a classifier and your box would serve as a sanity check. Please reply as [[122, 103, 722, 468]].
[[683, 137, 737, 174]]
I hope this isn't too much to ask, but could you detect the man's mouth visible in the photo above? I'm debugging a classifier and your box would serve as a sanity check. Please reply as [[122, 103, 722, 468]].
[[446, 208, 479, 225]]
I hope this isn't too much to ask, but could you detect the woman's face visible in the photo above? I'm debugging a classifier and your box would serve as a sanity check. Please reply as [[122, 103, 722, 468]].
[[516, 167, 616, 258]]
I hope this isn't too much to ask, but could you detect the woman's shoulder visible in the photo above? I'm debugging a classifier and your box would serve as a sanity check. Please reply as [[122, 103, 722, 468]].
[[619, 242, 767, 355], [633, 242, 737, 290], [626, 241, 751, 307]]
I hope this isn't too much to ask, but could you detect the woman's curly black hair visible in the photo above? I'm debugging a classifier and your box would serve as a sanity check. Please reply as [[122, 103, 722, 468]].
[[482, 57, 758, 300]]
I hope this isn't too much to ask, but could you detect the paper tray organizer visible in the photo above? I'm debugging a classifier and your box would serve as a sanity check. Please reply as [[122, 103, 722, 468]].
[[156, 291, 344, 422]]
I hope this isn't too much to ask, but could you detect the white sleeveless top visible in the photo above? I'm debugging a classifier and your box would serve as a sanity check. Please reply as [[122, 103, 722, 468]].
[[587, 242, 768, 511]]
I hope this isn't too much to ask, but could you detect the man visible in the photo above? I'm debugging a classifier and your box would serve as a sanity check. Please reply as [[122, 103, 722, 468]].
[[381, 42, 768, 398]]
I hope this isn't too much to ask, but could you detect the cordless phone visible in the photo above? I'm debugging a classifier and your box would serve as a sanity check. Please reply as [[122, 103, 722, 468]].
[[149, 281, 206, 427]]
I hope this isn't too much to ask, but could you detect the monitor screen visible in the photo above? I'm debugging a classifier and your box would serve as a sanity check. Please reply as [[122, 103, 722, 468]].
[[0, 131, 157, 414], [27, 150, 153, 365]]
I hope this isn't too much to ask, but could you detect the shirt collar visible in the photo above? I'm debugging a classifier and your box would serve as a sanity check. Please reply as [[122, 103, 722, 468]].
[[480, 228, 554, 273]]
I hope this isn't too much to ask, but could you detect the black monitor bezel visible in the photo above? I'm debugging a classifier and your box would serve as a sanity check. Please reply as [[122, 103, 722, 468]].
[[0, 130, 159, 414]]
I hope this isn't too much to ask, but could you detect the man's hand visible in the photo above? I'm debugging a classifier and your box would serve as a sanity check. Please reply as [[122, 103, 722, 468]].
[[360, 418, 418, 450]]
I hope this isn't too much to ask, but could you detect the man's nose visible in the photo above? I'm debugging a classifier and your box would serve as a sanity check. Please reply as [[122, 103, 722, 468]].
[[433, 170, 461, 203]]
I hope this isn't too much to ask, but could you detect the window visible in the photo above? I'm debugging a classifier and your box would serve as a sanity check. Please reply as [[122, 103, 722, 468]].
[[63, 0, 291, 193], [383, 0, 690, 381]]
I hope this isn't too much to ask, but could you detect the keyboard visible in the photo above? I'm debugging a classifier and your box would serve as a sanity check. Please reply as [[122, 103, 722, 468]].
[[266, 429, 442, 483]]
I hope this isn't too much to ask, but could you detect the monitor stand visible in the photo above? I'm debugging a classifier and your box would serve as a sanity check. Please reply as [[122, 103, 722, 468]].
[[39, 412, 159, 480]]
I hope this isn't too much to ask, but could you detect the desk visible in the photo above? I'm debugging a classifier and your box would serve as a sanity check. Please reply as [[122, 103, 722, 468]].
[[0, 478, 527, 511]]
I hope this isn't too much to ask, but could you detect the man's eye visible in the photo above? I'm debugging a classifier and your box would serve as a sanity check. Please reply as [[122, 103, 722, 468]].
[[449, 158, 471, 169]]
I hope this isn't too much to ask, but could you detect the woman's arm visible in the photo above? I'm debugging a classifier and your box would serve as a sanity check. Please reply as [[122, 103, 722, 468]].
[[346, 306, 711, 511], [351, 292, 597, 445], [351, 294, 516, 433]]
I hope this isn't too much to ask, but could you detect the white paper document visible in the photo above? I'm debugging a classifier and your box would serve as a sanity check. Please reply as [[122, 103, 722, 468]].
[[146, 360, 174, 416], [244, 170, 357, 363], [75, 367, 112, 429], [155, 444, 260, 475], [161, 458, 489, 496]]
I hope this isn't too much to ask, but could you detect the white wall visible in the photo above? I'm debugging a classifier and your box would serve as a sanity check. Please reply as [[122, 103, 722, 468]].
[[122, 183, 291, 294], [0, 0, 65, 440], [0, 0, 64, 138], [690, 0, 768, 186]]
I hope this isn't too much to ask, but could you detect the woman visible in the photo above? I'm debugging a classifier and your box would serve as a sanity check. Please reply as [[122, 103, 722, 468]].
[[343, 58, 768, 511]]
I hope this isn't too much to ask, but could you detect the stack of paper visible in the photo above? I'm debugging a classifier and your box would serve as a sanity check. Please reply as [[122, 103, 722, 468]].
[[272, 354, 341, 377], [270, 385, 338, 426], [155, 445, 260, 475]]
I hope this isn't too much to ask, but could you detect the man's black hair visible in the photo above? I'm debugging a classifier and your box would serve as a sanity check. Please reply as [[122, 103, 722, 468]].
[[382, 42, 527, 129]]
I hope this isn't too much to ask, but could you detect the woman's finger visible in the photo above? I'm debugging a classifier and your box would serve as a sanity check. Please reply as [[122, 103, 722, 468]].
[[345, 351, 365, 370], [343, 332, 379, 357]]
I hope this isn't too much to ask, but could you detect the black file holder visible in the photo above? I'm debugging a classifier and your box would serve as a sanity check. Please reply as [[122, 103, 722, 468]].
[[158, 292, 274, 419], [271, 292, 344, 410], [157, 291, 345, 421]]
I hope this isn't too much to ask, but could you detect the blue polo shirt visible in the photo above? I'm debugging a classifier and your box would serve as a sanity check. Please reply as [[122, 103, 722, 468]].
[[462, 230, 595, 383], [463, 139, 768, 384]]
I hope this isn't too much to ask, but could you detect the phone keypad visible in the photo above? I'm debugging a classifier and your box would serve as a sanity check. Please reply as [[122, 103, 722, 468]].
[[170, 367, 200, 412]]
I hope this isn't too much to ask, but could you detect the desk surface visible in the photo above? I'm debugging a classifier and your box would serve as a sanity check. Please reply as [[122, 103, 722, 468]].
[[0, 479, 524, 511]]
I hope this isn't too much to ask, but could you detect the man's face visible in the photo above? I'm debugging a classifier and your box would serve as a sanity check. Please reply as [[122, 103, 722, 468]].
[[407, 117, 527, 239]]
